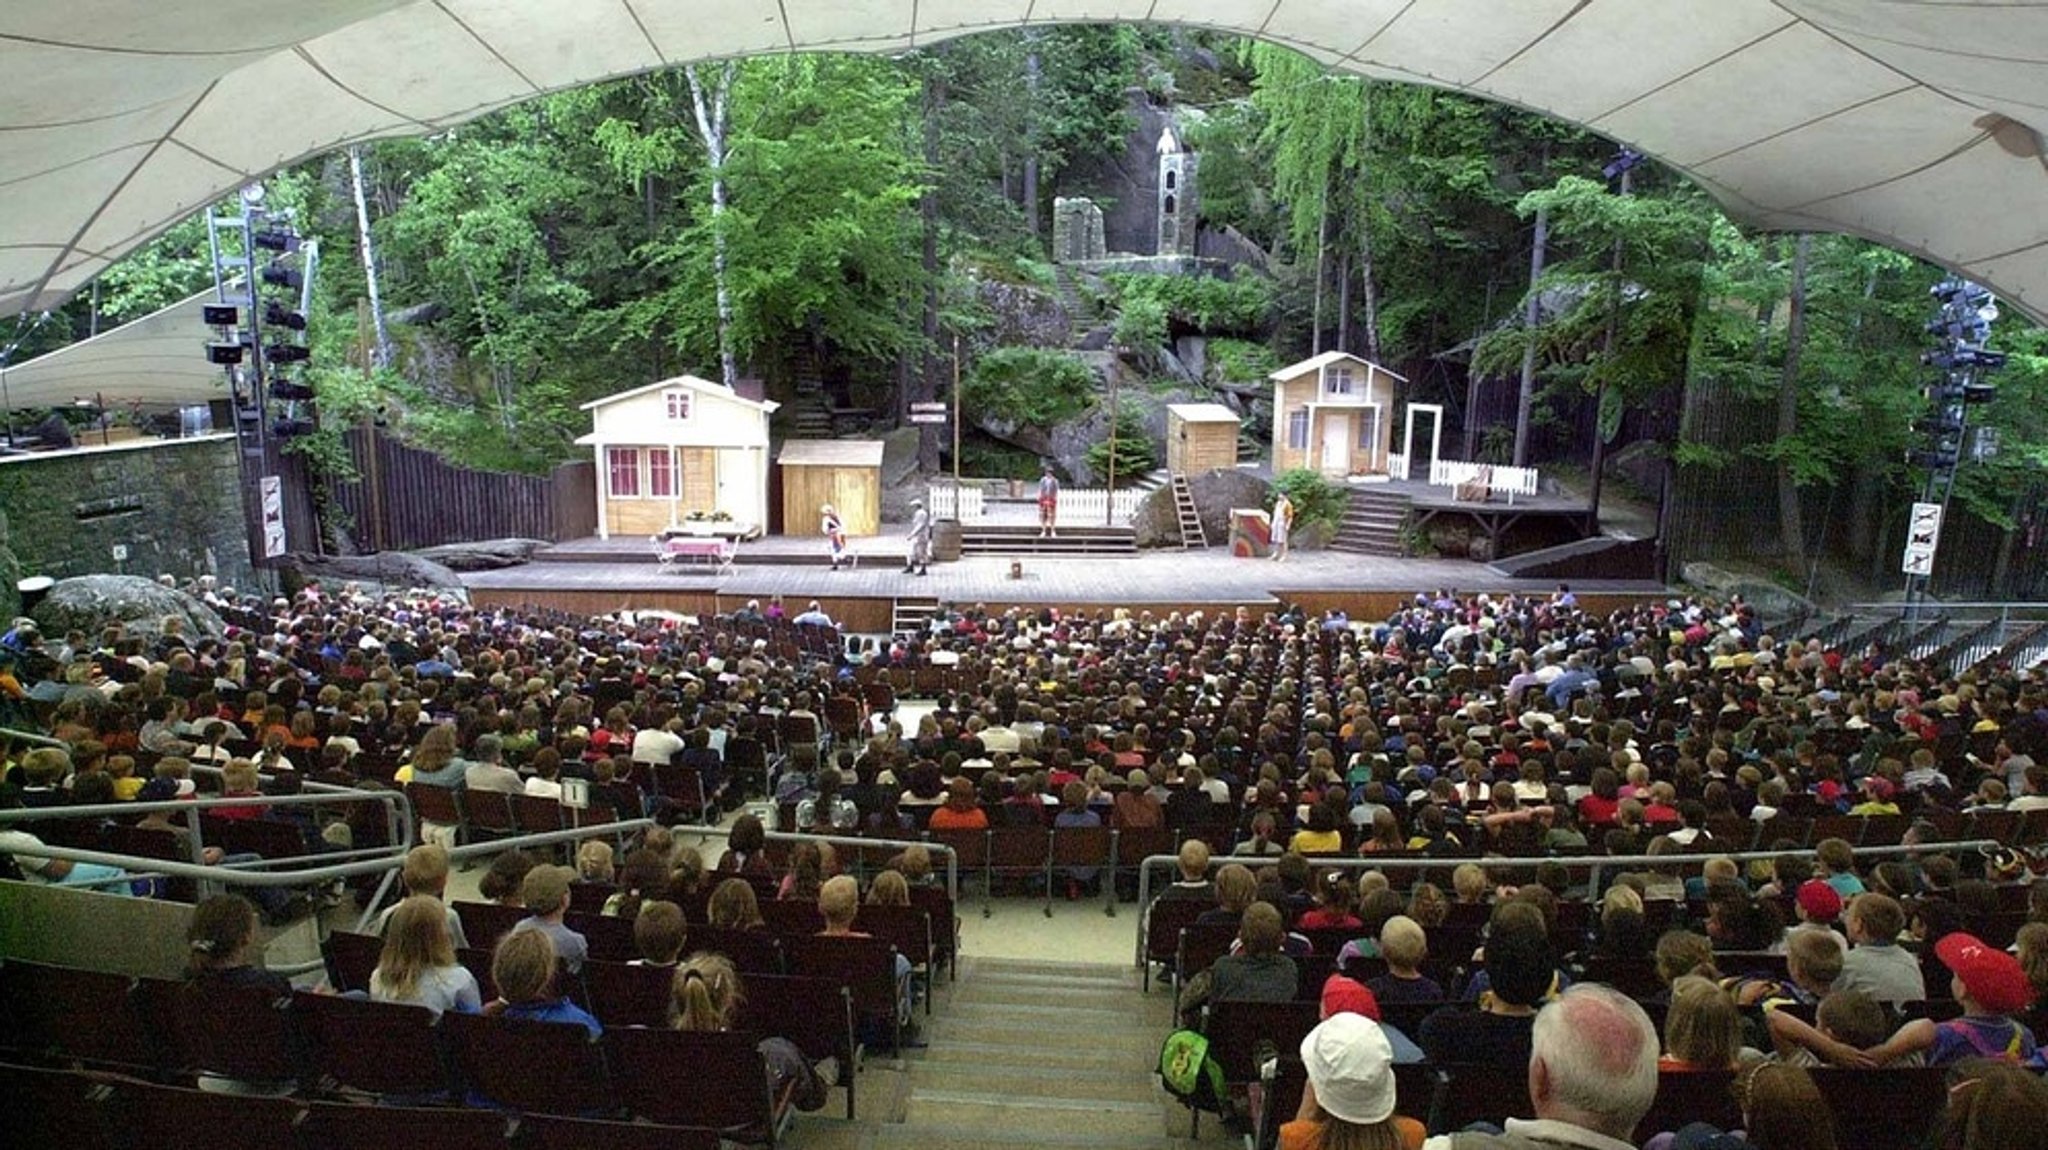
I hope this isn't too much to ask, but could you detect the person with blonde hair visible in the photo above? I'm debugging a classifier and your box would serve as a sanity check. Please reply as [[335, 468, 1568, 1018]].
[[1368, 916, 1443, 1004], [575, 839, 616, 884], [708, 876, 765, 930], [867, 869, 911, 907], [1658, 976, 1745, 1070], [370, 895, 480, 1016], [673, 951, 834, 1111], [370, 843, 469, 948], [487, 928, 599, 1037]]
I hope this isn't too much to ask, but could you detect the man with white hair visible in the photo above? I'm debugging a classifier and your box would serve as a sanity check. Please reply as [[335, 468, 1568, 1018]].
[[1422, 983, 1659, 1150]]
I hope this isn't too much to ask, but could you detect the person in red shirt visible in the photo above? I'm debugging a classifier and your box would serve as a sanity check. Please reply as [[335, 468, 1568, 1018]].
[[926, 778, 988, 831], [210, 758, 267, 821]]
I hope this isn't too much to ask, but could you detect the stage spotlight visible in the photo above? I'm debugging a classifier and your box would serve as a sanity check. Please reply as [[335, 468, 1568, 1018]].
[[252, 229, 300, 253], [206, 342, 246, 365], [265, 343, 310, 364], [261, 262, 301, 290], [269, 379, 316, 402], [202, 304, 239, 327], [264, 302, 307, 331], [271, 417, 315, 439]]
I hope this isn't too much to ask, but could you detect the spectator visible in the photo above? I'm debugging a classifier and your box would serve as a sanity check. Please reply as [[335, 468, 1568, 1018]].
[[674, 950, 834, 1111], [478, 849, 537, 907], [1368, 916, 1444, 1004], [369, 894, 481, 1016], [708, 877, 766, 930], [1835, 892, 1925, 1006], [1418, 917, 1552, 1068], [184, 893, 296, 1093], [1659, 976, 1746, 1070], [486, 927, 599, 1038], [630, 901, 687, 968], [1283, 1013, 1426, 1150], [1181, 901, 1297, 1023], [1853, 933, 2040, 1068], [511, 864, 590, 973], [1421, 984, 1660, 1150], [369, 844, 469, 949], [1939, 1060, 2048, 1149]]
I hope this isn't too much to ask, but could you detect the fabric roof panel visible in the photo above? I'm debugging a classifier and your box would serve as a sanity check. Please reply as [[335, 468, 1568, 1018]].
[[0, 0, 398, 55], [0, 39, 250, 128], [628, 0, 792, 63], [1477, 0, 1796, 128], [1695, 89, 1983, 215], [76, 143, 242, 257], [1338, 0, 1593, 87], [176, 50, 415, 173], [444, 0, 666, 90], [1594, 23, 1911, 168], [298, 4, 536, 122]]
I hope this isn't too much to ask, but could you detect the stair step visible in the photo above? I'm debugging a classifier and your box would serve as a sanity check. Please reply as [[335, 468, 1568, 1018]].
[[911, 1063, 1162, 1104], [870, 1122, 1183, 1150], [901, 1094, 1167, 1142]]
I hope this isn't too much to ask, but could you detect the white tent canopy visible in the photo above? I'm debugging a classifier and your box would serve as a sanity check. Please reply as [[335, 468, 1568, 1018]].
[[3, 1, 2047, 321], [0, 288, 227, 411]]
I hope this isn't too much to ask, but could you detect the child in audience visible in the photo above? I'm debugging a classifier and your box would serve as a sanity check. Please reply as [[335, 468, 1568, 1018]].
[[1366, 915, 1443, 1003], [1299, 872, 1363, 931], [1855, 932, 2042, 1069], [486, 927, 600, 1038], [1658, 975, 1747, 1070], [1835, 892, 1924, 1006], [1727, 927, 1843, 1013], [867, 869, 911, 907], [1814, 837, 1865, 897], [1281, 1013, 1425, 1150], [511, 864, 589, 973], [370, 894, 481, 1016], [478, 849, 537, 906], [185, 893, 295, 1094], [575, 839, 615, 884], [708, 876, 767, 930], [673, 950, 834, 1112], [1767, 987, 1895, 1068], [370, 843, 469, 948], [630, 900, 687, 968]]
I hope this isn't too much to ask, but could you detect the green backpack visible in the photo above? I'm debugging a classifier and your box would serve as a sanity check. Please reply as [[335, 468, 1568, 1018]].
[[1158, 1028, 1228, 1113]]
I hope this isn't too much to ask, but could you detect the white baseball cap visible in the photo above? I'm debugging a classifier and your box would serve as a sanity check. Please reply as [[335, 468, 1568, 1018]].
[[1300, 1014, 1396, 1126]]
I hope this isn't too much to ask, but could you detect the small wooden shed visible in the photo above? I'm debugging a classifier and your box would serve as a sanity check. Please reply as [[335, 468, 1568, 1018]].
[[1166, 403, 1241, 475], [778, 440, 884, 536]]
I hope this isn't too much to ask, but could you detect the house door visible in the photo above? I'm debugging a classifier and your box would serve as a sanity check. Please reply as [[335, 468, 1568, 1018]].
[[1321, 412, 1352, 475]]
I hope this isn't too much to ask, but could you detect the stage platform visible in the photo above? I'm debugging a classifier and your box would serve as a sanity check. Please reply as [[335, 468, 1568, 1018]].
[[463, 534, 1666, 635]]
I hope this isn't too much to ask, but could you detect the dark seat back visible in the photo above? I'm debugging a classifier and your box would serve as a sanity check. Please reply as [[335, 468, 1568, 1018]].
[[167, 980, 301, 1087], [1202, 998, 1321, 1085], [582, 959, 677, 1029], [1810, 1067, 1951, 1150], [292, 990, 450, 1099], [321, 929, 384, 994], [441, 1010, 611, 1115], [299, 1100, 511, 1150], [453, 900, 529, 950], [604, 1026, 779, 1135]]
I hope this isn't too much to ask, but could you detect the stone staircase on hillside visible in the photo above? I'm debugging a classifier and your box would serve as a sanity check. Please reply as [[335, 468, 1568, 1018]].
[[1052, 266, 1106, 348], [1330, 486, 1409, 557]]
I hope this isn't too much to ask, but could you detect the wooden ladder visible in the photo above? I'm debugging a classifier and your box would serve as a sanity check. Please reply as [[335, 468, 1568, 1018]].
[[1170, 474, 1207, 549]]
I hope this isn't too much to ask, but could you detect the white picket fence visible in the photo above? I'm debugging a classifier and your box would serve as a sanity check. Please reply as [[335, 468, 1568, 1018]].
[[925, 484, 984, 521], [1427, 459, 1540, 504], [1387, 453, 1409, 481], [1055, 488, 1146, 526], [926, 484, 1142, 525]]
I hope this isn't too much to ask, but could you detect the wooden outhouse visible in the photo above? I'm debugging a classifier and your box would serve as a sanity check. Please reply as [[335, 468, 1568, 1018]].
[[576, 375, 778, 539], [1267, 351, 1404, 478], [1166, 403, 1241, 474], [777, 440, 884, 536]]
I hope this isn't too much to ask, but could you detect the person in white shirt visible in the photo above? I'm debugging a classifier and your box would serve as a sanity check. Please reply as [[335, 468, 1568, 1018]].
[[631, 718, 686, 767]]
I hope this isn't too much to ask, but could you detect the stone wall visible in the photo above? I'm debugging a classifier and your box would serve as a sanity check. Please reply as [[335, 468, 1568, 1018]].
[[0, 435, 259, 593]]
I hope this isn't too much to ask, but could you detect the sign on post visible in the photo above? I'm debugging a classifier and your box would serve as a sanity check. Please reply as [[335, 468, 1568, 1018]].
[[1900, 501, 1942, 576], [259, 475, 286, 559], [908, 401, 948, 425]]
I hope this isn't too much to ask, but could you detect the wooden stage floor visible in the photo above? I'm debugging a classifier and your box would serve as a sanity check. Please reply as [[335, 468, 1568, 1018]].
[[462, 536, 1665, 616]]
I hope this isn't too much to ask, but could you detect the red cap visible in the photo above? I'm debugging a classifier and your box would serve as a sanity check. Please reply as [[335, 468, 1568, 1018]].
[[1936, 932, 2034, 1014], [1862, 776, 1896, 800], [1796, 879, 1843, 923], [1320, 973, 1382, 1022]]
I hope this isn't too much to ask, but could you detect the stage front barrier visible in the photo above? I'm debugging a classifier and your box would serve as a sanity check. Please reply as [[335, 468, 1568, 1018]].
[[1427, 459, 1539, 504]]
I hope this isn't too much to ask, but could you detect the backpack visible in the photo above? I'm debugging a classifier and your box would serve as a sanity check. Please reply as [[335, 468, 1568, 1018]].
[[1158, 1028, 1228, 1113]]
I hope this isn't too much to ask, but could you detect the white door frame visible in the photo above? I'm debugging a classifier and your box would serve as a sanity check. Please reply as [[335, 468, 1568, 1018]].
[[1401, 403, 1444, 482], [1360, 402, 1383, 473]]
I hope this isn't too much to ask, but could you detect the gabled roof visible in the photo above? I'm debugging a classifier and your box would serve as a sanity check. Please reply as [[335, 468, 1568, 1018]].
[[1167, 403, 1240, 423], [1268, 350, 1408, 384], [579, 375, 779, 414]]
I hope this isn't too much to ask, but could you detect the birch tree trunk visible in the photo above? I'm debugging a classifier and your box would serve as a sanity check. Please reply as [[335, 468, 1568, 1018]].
[[685, 62, 738, 389], [1512, 203, 1548, 468], [347, 145, 393, 370]]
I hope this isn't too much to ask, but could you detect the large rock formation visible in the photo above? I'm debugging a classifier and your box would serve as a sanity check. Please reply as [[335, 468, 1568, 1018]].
[[279, 551, 463, 594], [0, 505, 21, 622], [32, 575, 226, 640], [1681, 561, 1813, 622], [1132, 467, 1270, 549], [409, 538, 548, 571]]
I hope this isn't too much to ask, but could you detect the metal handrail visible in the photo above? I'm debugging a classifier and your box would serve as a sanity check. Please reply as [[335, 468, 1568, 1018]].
[[765, 828, 961, 905], [0, 725, 67, 749], [1130, 839, 2003, 966]]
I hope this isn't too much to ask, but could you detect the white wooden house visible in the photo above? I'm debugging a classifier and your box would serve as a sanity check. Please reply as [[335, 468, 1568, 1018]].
[[576, 375, 779, 539], [1267, 350, 1404, 478]]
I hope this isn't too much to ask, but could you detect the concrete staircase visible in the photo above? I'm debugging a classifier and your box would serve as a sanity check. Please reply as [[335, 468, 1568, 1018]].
[[873, 957, 1206, 1150], [1330, 486, 1409, 557]]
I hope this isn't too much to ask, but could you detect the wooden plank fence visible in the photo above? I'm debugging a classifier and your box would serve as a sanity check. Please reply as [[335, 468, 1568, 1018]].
[[332, 428, 596, 551]]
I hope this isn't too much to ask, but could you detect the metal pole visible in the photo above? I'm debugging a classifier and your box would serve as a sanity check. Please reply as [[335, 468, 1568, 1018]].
[[951, 333, 962, 491], [1105, 354, 1120, 524]]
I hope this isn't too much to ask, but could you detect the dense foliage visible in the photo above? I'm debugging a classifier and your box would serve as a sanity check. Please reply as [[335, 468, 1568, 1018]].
[[17, 25, 2048, 594]]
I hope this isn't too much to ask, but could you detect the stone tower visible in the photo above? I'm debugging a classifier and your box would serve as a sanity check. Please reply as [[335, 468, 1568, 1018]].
[[1156, 125, 1198, 257]]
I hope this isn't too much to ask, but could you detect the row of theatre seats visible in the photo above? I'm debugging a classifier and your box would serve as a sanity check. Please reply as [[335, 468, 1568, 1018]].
[[0, 952, 852, 1147], [5, 1059, 727, 1150]]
